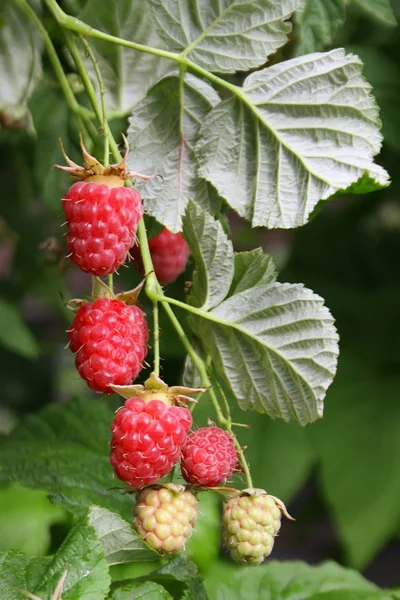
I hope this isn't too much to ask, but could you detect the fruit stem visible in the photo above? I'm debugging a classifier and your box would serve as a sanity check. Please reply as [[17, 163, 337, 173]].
[[153, 300, 160, 377], [63, 31, 120, 161], [80, 36, 110, 167]]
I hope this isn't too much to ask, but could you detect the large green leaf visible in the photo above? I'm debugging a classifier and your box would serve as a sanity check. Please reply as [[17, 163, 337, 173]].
[[79, 0, 172, 114], [0, 1, 42, 128], [127, 74, 221, 232], [312, 357, 400, 568], [0, 551, 51, 600], [0, 299, 39, 359], [34, 508, 110, 600], [352, 0, 397, 26], [295, 0, 346, 54], [203, 560, 391, 600], [182, 204, 339, 424], [0, 484, 65, 556], [196, 48, 390, 229], [0, 397, 133, 520], [148, 0, 304, 73], [89, 506, 157, 565]]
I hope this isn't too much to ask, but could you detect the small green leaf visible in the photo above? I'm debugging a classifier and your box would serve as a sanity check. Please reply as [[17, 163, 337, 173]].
[[111, 581, 173, 600], [88, 506, 158, 565], [127, 74, 221, 232], [228, 248, 277, 296], [0, 2, 42, 126], [352, 0, 397, 26], [182, 202, 234, 310], [0, 299, 39, 358], [0, 484, 65, 556], [0, 398, 133, 520], [148, 0, 304, 73], [295, 0, 346, 54], [79, 0, 172, 114], [34, 508, 111, 600], [203, 560, 388, 600], [196, 49, 390, 229]]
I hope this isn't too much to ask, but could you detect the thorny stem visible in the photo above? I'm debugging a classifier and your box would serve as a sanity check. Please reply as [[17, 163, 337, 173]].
[[40, 0, 254, 489], [80, 36, 110, 167]]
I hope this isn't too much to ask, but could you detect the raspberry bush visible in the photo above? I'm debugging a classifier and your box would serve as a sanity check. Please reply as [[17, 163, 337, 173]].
[[0, 0, 397, 599]]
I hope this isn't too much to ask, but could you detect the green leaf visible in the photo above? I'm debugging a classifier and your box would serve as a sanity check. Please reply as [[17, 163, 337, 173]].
[[228, 248, 277, 296], [0, 2, 42, 127], [186, 492, 221, 572], [148, 555, 208, 600], [0, 298, 39, 358], [295, 0, 346, 54], [312, 357, 400, 568], [196, 48, 390, 229], [88, 506, 158, 565], [111, 581, 173, 600], [182, 202, 234, 310], [183, 206, 339, 424], [352, 0, 397, 26], [203, 560, 389, 600], [148, 0, 304, 73], [0, 484, 65, 556], [127, 74, 221, 232], [34, 507, 111, 600], [0, 551, 51, 600], [0, 397, 133, 520], [79, 0, 172, 114]]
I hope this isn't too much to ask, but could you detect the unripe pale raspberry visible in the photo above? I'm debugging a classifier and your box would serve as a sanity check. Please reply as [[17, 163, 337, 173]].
[[222, 491, 283, 565], [181, 426, 237, 487], [68, 298, 148, 393], [110, 397, 192, 488], [63, 181, 143, 276], [134, 485, 198, 553], [132, 229, 189, 285]]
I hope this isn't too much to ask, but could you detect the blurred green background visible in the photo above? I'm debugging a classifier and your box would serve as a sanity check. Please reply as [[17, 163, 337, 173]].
[[1, 0, 400, 591]]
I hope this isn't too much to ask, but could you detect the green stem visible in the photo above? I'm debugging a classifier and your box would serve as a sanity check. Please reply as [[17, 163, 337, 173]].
[[80, 36, 110, 166], [15, 0, 94, 123], [153, 300, 160, 377], [64, 31, 121, 161]]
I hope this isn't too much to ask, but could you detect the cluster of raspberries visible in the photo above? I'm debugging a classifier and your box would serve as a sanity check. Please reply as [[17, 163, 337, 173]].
[[59, 145, 289, 564]]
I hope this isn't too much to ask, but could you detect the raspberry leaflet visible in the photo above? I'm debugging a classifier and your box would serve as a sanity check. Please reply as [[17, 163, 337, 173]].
[[57, 137, 144, 276], [134, 484, 198, 553], [68, 296, 148, 393], [222, 489, 294, 564], [132, 228, 189, 285], [181, 426, 238, 487]]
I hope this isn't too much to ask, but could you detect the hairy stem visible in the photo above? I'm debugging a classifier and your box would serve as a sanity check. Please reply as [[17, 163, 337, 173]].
[[80, 36, 110, 167], [153, 300, 160, 377]]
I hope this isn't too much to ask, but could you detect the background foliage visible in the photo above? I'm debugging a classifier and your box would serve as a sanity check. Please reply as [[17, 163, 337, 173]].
[[0, 0, 400, 597]]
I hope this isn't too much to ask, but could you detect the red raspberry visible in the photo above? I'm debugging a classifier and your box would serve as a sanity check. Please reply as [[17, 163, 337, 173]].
[[68, 298, 148, 393], [132, 229, 189, 285], [63, 181, 143, 276], [110, 397, 192, 488], [181, 426, 237, 487]]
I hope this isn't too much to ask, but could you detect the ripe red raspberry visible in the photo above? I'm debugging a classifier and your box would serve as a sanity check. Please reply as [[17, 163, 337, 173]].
[[63, 181, 143, 276], [180, 426, 237, 487], [68, 298, 148, 393], [110, 397, 192, 488], [132, 229, 189, 285]]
